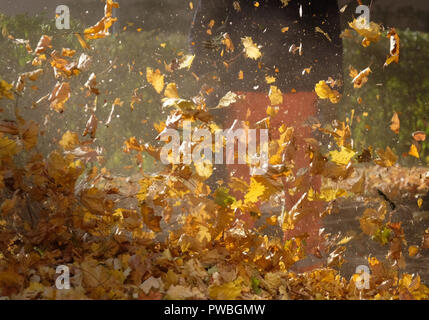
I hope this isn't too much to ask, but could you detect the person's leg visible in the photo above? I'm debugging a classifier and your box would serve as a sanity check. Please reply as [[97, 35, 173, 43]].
[[223, 91, 325, 254]]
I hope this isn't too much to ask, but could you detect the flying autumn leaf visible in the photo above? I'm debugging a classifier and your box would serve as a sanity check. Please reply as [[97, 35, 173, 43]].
[[374, 146, 398, 167], [59, 131, 80, 151], [349, 18, 381, 47], [74, 33, 91, 49], [85, 73, 100, 95], [48, 82, 70, 113], [83, 113, 98, 139], [0, 133, 18, 158], [241, 36, 262, 60], [315, 80, 341, 104], [412, 131, 426, 142], [385, 28, 400, 67], [0, 79, 14, 100], [390, 112, 400, 134], [244, 177, 266, 204], [178, 54, 195, 70], [268, 85, 283, 106], [83, 0, 119, 40], [409, 144, 420, 159], [34, 35, 52, 54], [329, 146, 356, 166], [18, 119, 38, 150], [350, 67, 371, 88], [146, 67, 165, 94], [164, 83, 179, 99], [61, 48, 76, 57]]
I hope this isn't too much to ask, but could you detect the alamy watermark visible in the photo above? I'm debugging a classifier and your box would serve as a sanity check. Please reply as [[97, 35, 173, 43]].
[[55, 265, 70, 290], [355, 265, 370, 290], [55, 5, 70, 30], [356, 5, 370, 29]]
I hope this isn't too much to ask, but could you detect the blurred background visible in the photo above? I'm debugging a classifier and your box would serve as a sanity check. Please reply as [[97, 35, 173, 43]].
[[0, 0, 428, 174]]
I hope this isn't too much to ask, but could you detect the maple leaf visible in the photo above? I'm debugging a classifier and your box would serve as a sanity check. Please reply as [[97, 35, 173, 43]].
[[241, 37, 262, 60], [18, 119, 38, 150], [0, 134, 18, 158], [59, 131, 80, 151], [0, 79, 14, 100]]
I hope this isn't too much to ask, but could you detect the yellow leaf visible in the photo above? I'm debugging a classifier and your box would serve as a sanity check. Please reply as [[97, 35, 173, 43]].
[[178, 54, 195, 70], [244, 177, 265, 204], [241, 36, 262, 60], [268, 85, 283, 105], [265, 75, 276, 84], [59, 131, 79, 151], [337, 235, 354, 245], [348, 18, 381, 47], [0, 134, 17, 158], [209, 278, 243, 300], [74, 33, 91, 49], [329, 146, 356, 166], [408, 245, 419, 257], [164, 82, 179, 99], [390, 112, 400, 134], [418, 198, 423, 209], [146, 67, 165, 94], [374, 147, 397, 167], [0, 80, 14, 100], [61, 48, 76, 57], [315, 80, 341, 104], [409, 144, 420, 159]]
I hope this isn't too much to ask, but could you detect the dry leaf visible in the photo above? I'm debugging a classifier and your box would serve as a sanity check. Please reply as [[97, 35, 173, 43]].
[[146, 67, 165, 94], [241, 36, 262, 60], [390, 112, 400, 134]]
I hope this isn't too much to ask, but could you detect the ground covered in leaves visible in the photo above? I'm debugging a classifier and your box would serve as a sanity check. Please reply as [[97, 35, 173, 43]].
[[1, 1, 429, 300]]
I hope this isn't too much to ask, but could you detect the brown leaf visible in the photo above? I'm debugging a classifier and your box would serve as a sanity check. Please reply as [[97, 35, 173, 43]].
[[48, 82, 70, 113], [34, 35, 52, 54], [141, 204, 161, 232]]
